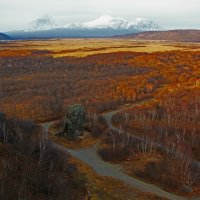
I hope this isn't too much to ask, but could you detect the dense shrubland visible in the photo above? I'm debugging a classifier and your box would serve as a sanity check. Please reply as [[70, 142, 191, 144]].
[[104, 88, 200, 192], [0, 114, 87, 200], [0, 47, 200, 195], [0, 51, 161, 122], [0, 50, 199, 122], [113, 89, 200, 160]]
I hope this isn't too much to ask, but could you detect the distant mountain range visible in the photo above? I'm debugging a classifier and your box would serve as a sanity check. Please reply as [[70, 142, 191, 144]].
[[0, 32, 12, 40], [3, 16, 200, 41], [6, 15, 163, 39], [119, 30, 200, 42]]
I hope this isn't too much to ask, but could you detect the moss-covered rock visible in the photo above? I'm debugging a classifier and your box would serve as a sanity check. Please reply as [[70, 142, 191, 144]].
[[62, 104, 86, 137]]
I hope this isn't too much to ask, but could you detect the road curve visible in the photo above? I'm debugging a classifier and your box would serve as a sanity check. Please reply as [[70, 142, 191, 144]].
[[53, 143, 188, 200], [102, 100, 200, 169], [41, 104, 192, 200]]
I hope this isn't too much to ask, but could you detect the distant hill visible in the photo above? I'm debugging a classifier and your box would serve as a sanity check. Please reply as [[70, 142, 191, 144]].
[[120, 30, 200, 42], [0, 32, 12, 40]]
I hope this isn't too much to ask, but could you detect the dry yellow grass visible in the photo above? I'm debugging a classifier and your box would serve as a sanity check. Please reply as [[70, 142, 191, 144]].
[[1, 38, 200, 58]]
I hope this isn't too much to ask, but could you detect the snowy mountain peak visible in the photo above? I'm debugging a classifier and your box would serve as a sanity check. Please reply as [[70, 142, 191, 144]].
[[81, 15, 162, 31], [134, 18, 149, 22], [24, 15, 57, 32], [96, 15, 115, 21], [82, 15, 127, 29], [128, 18, 162, 31]]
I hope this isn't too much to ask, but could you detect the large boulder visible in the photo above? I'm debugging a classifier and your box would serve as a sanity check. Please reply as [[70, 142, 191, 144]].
[[62, 104, 86, 137]]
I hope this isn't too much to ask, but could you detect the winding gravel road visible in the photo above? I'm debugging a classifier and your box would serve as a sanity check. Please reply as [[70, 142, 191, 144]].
[[41, 100, 200, 200]]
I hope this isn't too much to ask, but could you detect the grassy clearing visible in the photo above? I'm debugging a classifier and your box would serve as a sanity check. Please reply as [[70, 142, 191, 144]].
[[1, 39, 200, 58]]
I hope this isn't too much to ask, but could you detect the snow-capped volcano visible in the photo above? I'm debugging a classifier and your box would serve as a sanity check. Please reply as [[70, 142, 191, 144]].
[[66, 15, 162, 31], [80, 15, 162, 31], [24, 15, 57, 32], [82, 15, 127, 29], [24, 15, 162, 32], [8, 15, 163, 39]]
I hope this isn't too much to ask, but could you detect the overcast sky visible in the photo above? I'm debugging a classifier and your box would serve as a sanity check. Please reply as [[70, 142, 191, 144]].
[[0, 0, 200, 31]]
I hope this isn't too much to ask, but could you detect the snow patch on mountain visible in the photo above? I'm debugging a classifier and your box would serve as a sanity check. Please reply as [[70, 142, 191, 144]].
[[82, 15, 127, 29], [127, 18, 162, 31]]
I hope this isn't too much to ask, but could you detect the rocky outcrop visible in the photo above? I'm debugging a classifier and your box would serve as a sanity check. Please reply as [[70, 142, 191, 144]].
[[62, 104, 86, 137]]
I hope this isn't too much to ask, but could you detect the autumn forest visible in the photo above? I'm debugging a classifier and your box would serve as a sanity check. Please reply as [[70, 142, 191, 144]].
[[0, 39, 200, 200]]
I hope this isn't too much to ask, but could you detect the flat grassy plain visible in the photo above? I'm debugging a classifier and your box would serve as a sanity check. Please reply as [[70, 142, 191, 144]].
[[0, 38, 200, 57]]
